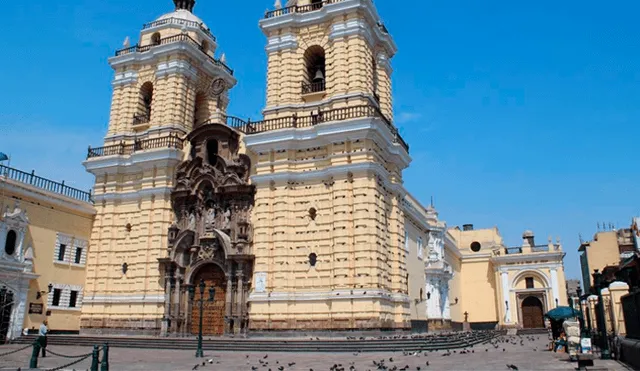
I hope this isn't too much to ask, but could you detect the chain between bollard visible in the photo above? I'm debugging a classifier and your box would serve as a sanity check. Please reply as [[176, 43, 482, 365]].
[[46, 348, 96, 359], [46, 352, 94, 371], [0, 343, 32, 357]]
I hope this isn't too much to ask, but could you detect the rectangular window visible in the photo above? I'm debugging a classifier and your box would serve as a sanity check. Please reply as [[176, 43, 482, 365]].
[[417, 237, 423, 258], [69, 291, 78, 308], [58, 244, 66, 261], [74, 247, 82, 264], [526, 277, 534, 289], [52, 288, 62, 307], [404, 231, 409, 251]]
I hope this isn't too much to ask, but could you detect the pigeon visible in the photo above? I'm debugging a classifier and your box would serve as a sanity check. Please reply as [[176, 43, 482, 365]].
[[192, 365, 199, 370], [506, 365, 519, 371], [288, 363, 296, 367]]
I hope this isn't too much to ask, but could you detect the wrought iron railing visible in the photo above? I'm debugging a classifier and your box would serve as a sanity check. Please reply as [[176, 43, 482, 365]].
[[142, 17, 216, 41], [207, 104, 409, 152], [505, 245, 558, 254], [133, 114, 150, 126], [0, 165, 93, 203], [622, 290, 640, 340], [86, 133, 184, 159], [302, 81, 326, 94], [505, 247, 522, 254], [115, 34, 233, 75], [265, 0, 345, 18]]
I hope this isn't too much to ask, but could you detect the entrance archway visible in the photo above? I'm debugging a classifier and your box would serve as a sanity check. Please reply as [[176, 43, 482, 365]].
[[521, 296, 544, 329], [190, 264, 227, 336], [0, 287, 14, 343]]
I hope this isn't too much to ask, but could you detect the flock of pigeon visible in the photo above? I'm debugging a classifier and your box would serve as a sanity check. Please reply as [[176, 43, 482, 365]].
[[188, 334, 546, 371]]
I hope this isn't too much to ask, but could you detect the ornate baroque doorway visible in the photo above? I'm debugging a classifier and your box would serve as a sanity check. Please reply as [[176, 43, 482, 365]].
[[159, 123, 255, 337], [190, 265, 227, 336], [521, 296, 544, 329]]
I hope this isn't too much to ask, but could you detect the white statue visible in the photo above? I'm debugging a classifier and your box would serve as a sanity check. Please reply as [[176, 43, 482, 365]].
[[188, 211, 196, 231], [205, 208, 216, 233], [222, 208, 231, 229]]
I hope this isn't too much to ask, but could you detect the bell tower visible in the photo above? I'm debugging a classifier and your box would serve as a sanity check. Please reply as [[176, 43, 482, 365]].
[[245, 0, 411, 332], [81, 0, 235, 334]]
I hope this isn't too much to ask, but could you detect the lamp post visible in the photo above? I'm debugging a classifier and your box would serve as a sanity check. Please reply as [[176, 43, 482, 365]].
[[576, 286, 584, 335], [592, 270, 611, 360], [188, 278, 215, 358]]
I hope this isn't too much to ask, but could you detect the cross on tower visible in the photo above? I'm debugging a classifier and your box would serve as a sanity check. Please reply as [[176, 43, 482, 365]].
[[464, 311, 469, 322]]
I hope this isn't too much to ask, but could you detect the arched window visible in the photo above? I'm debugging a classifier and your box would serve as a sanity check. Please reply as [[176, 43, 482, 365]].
[[151, 32, 161, 46], [193, 92, 210, 127], [372, 55, 379, 102], [206, 140, 218, 165], [4, 230, 17, 256], [201, 40, 209, 54], [302, 46, 326, 94], [310, 0, 323, 10], [136, 82, 153, 123]]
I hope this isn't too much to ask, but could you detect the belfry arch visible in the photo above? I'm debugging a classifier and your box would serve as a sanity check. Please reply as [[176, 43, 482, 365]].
[[159, 123, 255, 336]]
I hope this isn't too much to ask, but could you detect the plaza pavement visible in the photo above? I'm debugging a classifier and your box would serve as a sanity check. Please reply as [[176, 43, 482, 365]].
[[0, 335, 631, 371]]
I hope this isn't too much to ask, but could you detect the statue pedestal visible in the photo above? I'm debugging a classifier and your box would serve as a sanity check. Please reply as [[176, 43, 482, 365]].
[[462, 321, 471, 332]]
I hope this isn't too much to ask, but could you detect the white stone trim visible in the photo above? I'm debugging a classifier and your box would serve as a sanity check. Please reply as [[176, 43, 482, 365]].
[[104, 125, 188, 142], [83, 147, 184, 175], [156, 59, 198, 80], [112, 70, 138, 87], [82, 295, 166, 304], [141, 21, 218, 47], [109, 41, 236, 88], [48, 283, 83, 310], [248, 289, 408, 303], [491, 251, 565, 264], [550, 268, 560, 307], [501, 271, 512, 323], [266, 33, 298, 52], [0, 181, 95, 215], [262, 92, 379, 114], [417, 237, 424, 260], [260, 0, 397, 57]]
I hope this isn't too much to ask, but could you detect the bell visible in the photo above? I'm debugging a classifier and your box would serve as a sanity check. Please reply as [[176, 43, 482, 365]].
[[313, 69, 325, 83]]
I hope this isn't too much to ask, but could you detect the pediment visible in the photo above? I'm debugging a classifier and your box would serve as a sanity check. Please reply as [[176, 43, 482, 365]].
[[3, 203, 29, 227]]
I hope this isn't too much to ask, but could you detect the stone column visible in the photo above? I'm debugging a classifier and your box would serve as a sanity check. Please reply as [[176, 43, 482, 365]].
[[443, 280, 451, 320], [160, 273, 171, 336], [235, 263, 245, 334], [9, 279, 29, 341], [608, 281, 630, 336], [501, 271, 512, 323], [550, 268, 560, 307], [225, 263, 233, 334]]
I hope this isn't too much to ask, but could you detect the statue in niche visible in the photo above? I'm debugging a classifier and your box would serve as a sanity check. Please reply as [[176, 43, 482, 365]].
[[205, 207, 216, 234], [222, 208, 231, 229], [188, 210, 196, 231]]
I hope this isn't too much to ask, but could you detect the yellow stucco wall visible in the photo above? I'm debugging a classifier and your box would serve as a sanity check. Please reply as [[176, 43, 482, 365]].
[[405, 218, 427, 321], [1, 180, 94, 332], [582, 231, 620, 288]]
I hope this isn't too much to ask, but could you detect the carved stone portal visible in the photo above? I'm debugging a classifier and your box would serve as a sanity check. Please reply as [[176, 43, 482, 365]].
[[159, 123, 255, 336]]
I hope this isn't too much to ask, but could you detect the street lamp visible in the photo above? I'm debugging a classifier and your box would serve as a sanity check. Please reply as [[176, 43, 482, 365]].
[[188, 278, 215, 358], [576, 286, 584, 335], [592, 270, 611, 360], [36, 283, 53, 300]]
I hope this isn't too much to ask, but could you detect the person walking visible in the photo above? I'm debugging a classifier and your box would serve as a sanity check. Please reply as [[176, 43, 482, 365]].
[[38, 320, 48, 357]]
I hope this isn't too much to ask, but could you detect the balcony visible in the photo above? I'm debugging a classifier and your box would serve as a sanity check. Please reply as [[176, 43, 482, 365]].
[[0, 165, 93, 203], [114, 34, 233, 76], [302, 81, 326, 94], [264, 0, 346, 18], [132, 114, 151, 130], [142, 17, 216, 42], [209, 104, 409, 152], [87, 133, 184, 159]]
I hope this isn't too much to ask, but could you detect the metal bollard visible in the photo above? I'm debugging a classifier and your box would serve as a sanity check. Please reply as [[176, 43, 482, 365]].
[[100, 342, 109, 371], [90, 344, 100, 371], [29, 341, 40, 369]]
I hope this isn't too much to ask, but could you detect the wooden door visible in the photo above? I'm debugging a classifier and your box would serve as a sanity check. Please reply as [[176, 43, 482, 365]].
[[522, 296, 544, 329], [191, 265, 227, 336]]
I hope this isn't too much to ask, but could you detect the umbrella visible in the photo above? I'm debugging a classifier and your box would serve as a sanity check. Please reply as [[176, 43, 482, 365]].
[[544, 306, 583, 321]]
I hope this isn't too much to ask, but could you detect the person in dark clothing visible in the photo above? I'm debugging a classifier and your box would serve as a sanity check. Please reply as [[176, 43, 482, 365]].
[[37, 320, 48, 357]]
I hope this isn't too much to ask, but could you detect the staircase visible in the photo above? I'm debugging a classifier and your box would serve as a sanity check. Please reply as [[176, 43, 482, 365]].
[[13, 331, 500, 353]]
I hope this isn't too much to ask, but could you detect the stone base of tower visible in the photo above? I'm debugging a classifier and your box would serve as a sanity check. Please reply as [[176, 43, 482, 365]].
[[80, 317, 162, 336], [426, 319, 452, 332], [249, 318, 409, 332]]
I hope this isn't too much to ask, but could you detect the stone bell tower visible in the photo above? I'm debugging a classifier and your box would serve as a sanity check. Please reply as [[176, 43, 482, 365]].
[[245, 0, 411, 332], [81, 0, 235, 334]]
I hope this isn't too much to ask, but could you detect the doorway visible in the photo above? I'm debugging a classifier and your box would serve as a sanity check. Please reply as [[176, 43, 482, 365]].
[[190, 265, 227, 336], [521, 296, 544, 329], [0, 288, 14, 343]]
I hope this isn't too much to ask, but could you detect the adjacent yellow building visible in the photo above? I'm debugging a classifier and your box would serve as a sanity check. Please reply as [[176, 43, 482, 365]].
[[0, 164, 94, 341]]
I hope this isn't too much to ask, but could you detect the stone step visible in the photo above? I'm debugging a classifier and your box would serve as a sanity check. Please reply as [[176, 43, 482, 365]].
[[13, 332, 499, 353]]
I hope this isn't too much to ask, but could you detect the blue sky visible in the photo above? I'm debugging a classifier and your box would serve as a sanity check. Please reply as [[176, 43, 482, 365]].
[[0, 0, 638, 280]]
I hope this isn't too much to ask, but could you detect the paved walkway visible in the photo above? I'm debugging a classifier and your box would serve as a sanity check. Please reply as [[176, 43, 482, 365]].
[[0, 335, 631, 370]]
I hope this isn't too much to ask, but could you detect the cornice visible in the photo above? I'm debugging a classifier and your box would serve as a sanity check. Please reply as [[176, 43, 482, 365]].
[[491, 251, 565, 265], [83, 148, 184, 175], [262, 92, 380, 115], [112, 70, 138, 87], [1, 180, 95, 216], [243, 117, 410, 168], [108, 41, 236, 88], [93, 186, 173, 203], [265, 33, 298, 53]]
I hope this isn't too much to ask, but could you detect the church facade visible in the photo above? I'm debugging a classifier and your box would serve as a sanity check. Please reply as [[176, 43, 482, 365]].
[[79, 0, 569, 335]]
